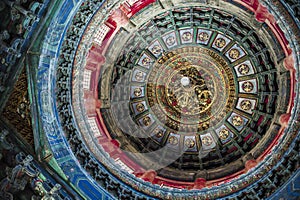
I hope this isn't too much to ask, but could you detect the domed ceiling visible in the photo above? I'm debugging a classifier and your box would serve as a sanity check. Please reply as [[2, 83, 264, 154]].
[[31, 0, 300, 199], [101, 7, 285, 183]]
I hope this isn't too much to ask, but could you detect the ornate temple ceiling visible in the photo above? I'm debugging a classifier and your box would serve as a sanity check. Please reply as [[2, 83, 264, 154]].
[[0, 0, 299, 199], [100, 7, 289, 183]]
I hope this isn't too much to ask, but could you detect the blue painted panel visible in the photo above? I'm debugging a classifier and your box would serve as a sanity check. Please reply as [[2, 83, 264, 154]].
[[36, 0, 118, 199], [57, 1, 75, 24], [78, 180, 104, 200], [268, 170, 300, 200]]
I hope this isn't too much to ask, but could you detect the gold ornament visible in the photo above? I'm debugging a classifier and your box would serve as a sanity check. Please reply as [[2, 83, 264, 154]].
[[134, 71, 144, 81], [133, 88, 142, 97], [240, 100, 252, 111], [151, 45, 162, 54], [142, 116, 151, 126], [182, 32, 192, 41], [238, 64, 250, 75], [228, 48, 240, 59], [136, 103, 145, 112], [185, 138, 196, 148], [215, 38, 226, 48], [232, 115, 243, 126], [168, 136, 179, 145], [166, 36, 176, 46], [142, 57, 151, 66], [242, 81, 254, 92], [198, 32, 209, 42], [219, 129, 230, 140], [155, 129, 164, 138], [202, 136, 213, 146]]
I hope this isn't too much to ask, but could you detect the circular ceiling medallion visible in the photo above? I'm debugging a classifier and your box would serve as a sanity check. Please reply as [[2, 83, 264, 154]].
[[214, 38, 226, 48], [238, 63, 250, 75], [198, 32, 210, 42], [228, 48, 240, 59], [242, 81, 254, 92], [231, 115, 243, 127], [145, 47, 235, 133], [219, 128, 230, 140]]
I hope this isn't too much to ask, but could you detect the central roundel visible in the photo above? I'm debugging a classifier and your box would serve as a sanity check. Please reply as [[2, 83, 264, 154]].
[[165, 65, 214, 115], [146, 47, 236, 133]]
